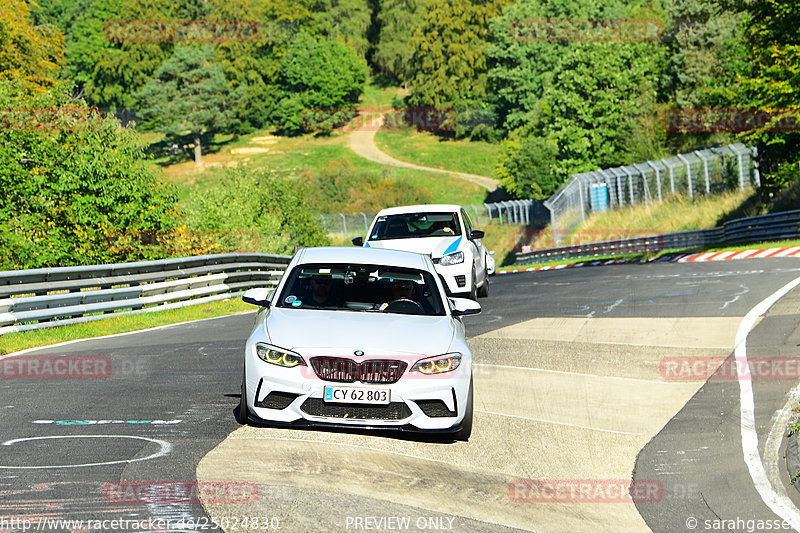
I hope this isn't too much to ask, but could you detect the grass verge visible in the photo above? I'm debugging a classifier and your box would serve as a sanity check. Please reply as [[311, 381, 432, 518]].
[[374, 128, 500, 178], [0, 298, 253, 356]]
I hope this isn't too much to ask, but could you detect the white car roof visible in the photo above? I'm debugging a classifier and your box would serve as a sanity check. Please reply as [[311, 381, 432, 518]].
[[294, 246, 431, 270], [375, 204, 463, 216]]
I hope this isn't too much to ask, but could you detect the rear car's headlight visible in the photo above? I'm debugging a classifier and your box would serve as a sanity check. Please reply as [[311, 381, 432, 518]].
[[256, 343, 306, 368], [439, 251, 464, 266], [411, 353, 462, 374]]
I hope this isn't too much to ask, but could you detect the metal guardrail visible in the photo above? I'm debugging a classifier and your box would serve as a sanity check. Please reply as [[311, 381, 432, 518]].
[[514, 209, 800, 264], [0, 253, 291, 335]]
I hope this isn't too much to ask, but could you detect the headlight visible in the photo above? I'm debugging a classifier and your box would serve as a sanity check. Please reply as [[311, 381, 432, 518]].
[[256, 343, 306, 368], [439, 251, 464, 266], [411, 353, 462, 374]]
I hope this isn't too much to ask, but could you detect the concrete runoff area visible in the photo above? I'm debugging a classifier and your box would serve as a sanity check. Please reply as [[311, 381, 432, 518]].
[[197, 316, 741, 532]]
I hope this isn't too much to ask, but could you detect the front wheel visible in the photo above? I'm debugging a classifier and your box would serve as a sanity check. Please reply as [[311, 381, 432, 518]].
[[454, 378, 473, 441], [477, 273, 489, 298]]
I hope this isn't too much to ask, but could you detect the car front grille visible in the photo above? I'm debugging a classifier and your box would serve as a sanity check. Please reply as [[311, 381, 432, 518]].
[[454, 275, 466, 288], [300, 398, 412, 420], [310, 357, 407, 384], [415, 399, 456, 418]]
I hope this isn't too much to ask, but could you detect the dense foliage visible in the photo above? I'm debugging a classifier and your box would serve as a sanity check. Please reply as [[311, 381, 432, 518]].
[[0, 80, 180, 270], [3, 0, 798, 269]]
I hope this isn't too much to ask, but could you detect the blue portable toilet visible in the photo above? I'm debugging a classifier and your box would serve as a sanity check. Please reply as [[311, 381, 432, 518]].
[[590, 183, 609, 212]]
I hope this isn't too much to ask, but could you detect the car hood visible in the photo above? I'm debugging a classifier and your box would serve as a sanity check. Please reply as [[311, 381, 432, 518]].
[[366, 236, 463, 258], [265, 308, 455, 356]]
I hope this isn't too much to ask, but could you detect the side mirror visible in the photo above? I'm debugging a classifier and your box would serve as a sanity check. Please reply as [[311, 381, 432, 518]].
[[469, 230, 485, 240], [449, 297, 481, 316], [242, 287, 272, 307], [352, 236, 364, 246]]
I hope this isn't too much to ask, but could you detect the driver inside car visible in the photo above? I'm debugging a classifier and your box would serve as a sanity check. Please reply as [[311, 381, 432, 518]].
[[376, 279, 416, 311]]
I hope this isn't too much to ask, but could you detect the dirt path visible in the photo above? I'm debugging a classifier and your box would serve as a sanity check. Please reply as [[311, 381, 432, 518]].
[[348, 114, 500, 191]]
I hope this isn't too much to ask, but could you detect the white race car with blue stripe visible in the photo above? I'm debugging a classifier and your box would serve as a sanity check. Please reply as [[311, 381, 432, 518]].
[[353, 204, 491, 299]]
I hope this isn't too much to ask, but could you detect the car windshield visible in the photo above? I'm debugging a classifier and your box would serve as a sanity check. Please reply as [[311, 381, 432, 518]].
[[369, 212, 461, 241], [276, 263, 445, 315]]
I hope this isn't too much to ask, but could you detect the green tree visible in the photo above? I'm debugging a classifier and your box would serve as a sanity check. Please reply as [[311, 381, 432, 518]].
[[0, 0, 64, 86], [371, 0, 422, 84], [136, 45, 239, 165], [0, 81, 179, 269], [487, 0, 606, 134], [494, 134, 560, 199], [736, 0, 800, 172], [208, 0, 308, 132], [406, 0, 512, 118], [273, 32, 367, 134], [303, 0, 372, 57], [660, 0, 750, 110], [539, 41, 664, 177]]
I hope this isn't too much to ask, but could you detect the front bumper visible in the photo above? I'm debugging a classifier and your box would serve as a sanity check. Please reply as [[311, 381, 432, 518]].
[[244, 348, 471, 432], [433, 262, 473, 296]]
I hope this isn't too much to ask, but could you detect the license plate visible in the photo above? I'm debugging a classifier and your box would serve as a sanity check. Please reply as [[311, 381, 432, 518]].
[[324, 386, 390, 405]]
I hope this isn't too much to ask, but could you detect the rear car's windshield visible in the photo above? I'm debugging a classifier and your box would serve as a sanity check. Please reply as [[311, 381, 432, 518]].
[[369, 212, 461, 241], [276, 263, 446, 315]]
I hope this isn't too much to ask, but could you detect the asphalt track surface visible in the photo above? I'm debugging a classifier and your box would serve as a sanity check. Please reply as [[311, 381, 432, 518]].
[[1, 258, 800, 532]]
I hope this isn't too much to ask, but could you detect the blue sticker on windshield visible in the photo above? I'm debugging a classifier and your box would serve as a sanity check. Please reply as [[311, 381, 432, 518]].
[[285, 295, 297, 304], [292, 300, 302, 307]]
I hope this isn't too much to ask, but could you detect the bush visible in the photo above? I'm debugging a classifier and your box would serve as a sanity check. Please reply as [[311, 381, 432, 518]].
[[182, 168, 330, 254], [0, 80, 180, 270]]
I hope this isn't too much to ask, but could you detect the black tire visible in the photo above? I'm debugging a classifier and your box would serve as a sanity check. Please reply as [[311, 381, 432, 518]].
[[238, 364, 250, 425], [454, 377, 473, 441], [468, 268, 478, 301], [477, 272, 489, 298]]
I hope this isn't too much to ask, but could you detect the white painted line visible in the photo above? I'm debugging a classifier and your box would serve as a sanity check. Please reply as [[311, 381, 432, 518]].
[[774, 247, 800, 258], [0, 435, 172, 469], [475, 409, 646, 436], [735, 274, 800, 528], [473, 363, 684, 385]]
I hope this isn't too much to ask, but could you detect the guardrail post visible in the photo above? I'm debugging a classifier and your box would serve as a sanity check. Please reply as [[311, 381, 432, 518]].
[[340, 214, 347, 236]]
